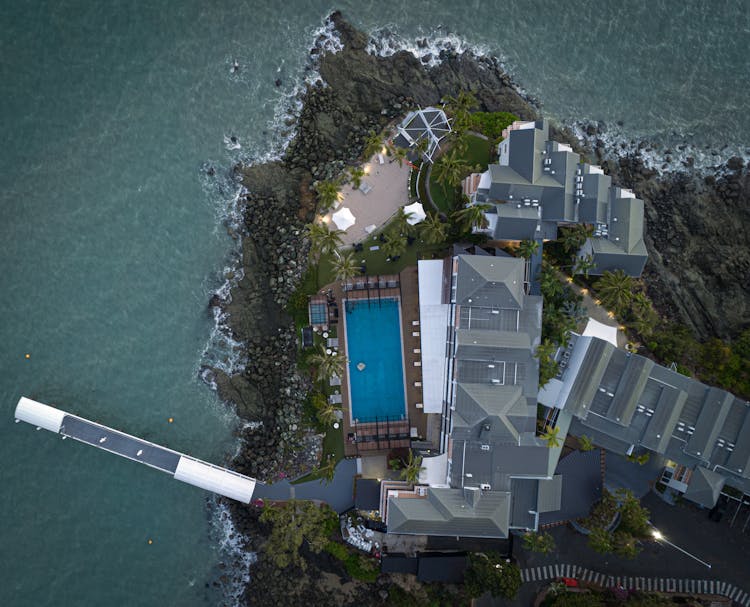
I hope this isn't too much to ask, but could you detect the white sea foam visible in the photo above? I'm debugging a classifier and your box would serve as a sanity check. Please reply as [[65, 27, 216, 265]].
[[569, 120, 749, 177], [211, 499, 258, 606], [366, 25, 493, 69]]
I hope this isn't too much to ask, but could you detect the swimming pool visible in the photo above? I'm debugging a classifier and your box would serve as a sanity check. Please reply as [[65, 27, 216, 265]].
[[344, 298, 407, 422]]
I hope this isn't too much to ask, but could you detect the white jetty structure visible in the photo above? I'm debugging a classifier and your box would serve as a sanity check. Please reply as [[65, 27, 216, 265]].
[[14, 397, 257, 503]]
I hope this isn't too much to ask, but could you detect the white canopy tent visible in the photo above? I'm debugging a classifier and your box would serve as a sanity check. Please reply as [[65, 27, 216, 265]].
[[331, 207, 356, 231], [403, 201, 426, 225], [582, 317, 619, 347]]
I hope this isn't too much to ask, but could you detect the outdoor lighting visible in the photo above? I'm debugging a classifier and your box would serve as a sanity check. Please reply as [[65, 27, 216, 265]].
[[581, 288, 589, 295], [607, 311, 615, 318], [619, 325, 626, 331], [566, 277, 573, 283], [650, 525, 710, 569], [381, 146, 387, 154], [363, 165, 371, 175]]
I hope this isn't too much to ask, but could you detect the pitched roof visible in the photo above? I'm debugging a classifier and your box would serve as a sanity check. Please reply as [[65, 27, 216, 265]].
[[454, 255, 525, 309], [387, 488, 511, 538], [684, 467, 726, 508], [453, 383, 529, 443]]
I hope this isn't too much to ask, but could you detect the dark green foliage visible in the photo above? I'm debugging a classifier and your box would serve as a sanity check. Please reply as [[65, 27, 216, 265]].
[[523, 531, 556, 554], [578, 434, 595, 451], [536, 338, 560, 387], [587, 526, 614, 554], [539, 261, 583, 348], [465, 552, 521, 599], [544, 591, 605, 607], [260, 501, 339, 570], [469, 111, 519, 142], [324, 541, 379, 582], [615, 489, 650, 537]]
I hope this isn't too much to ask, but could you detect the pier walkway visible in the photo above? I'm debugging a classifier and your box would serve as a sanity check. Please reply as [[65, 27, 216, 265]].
[[14, 397, 257, 503]]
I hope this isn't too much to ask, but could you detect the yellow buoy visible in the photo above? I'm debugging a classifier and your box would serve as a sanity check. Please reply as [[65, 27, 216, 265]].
[[168, 417, 174, 423], [148, 539, 153, 545], [25, 354, 30, 359]]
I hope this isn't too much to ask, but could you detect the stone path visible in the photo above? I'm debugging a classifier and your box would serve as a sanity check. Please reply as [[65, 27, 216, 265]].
[[520, 563, 750, 605]]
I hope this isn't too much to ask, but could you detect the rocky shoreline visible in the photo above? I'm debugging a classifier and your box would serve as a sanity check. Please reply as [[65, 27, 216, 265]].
[[205, 12, 749, 605]]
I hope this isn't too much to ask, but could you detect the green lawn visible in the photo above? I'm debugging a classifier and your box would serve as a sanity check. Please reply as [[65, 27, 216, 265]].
[[428, 133, 492, 214]]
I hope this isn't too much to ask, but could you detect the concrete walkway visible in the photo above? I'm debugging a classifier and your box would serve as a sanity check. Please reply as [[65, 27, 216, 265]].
[[519, 563, 749, 605], [252, 458, 357, 513], [323, 154, 411, 246], [565, 278, 628, 348]]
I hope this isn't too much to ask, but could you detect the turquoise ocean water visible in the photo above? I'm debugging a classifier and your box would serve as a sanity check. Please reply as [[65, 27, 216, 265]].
[[1, 1, 747, 605]]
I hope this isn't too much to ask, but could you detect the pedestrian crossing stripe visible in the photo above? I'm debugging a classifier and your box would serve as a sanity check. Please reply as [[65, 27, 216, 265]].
[[518, 564, 746, 602]]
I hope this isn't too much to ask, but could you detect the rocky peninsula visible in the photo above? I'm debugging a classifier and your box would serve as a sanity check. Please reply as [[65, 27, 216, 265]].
[[205, 12, 749, 606]]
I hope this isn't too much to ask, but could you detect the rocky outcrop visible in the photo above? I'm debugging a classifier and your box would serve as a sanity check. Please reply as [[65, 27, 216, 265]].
[[596, 150, 750, 340]]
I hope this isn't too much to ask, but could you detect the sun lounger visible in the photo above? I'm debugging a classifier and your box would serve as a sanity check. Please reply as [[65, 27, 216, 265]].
[[329, 376, 341, 386], [329, 394, 342, 404], [413, 348, 421, 354], [412, 331, 420, 337], [377, 153, 385, 165], [412, 320, 420, 326], [415, 403, 424, 409], [413, 361, 421, 367], [414, 381, 422, 388]]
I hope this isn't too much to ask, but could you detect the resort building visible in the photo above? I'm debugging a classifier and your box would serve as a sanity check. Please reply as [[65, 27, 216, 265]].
[[385, 252, 578, 537], [541, 333, 750, 508], [467, 119, 647, 277]]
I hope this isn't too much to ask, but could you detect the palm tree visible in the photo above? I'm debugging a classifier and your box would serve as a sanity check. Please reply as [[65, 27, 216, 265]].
[[628, 292, 657, 337], [443, 91, 478, 136], [349, 166, 365, 189], [383, 230, 408, 258], [433, 149, 468, 191], [330, 251, 359, 283], [308, 346, 347, 383], [413, 136, 430, 162], [578, 435, 595, 452], [307, 222, 344, 260], [517, 240, 539, 259], [539, 262, 564, 299], [452, 203, 491, 232], [539, 425, 561, 448], [363, 130, 383, 159], [390, 145, 408, 167], [316, 402, 340, 427], [573, 253, 595, 278], [559, 224, 592, 257], [314, 180, 341, 213], [315, 454, 337, 485], [392, 207, 416, 236], [400, 451, 425, 484], [419, 213, 447, 244], [596, 269, 633, 315]]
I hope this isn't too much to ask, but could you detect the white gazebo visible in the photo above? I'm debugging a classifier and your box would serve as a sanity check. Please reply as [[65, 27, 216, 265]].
[[403, 201, 426, 225], [331, 207, 356, 231]]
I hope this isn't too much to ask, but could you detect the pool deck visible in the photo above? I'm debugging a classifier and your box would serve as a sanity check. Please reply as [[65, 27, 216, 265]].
[[332, 267, 427, 458]]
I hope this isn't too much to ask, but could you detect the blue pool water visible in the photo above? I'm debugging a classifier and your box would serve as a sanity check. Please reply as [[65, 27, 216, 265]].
[[345, 299, 407, 422]]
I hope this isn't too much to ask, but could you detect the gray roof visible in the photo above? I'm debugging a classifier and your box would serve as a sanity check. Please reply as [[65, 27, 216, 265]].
[[683, 467, 726, 508], [561, 337, 615, 418], [684, 388, 734, 460], [452, 383, 533, 444], [387, 488, 510, 538], [537, 475, 563, 513], [478, 119, 646, 277], [454, 255, 524, 309], [726, 406, 750, 476], [560, 334, 750, 494], [607, 355, 654, 426], [640, 385, 687, 453]]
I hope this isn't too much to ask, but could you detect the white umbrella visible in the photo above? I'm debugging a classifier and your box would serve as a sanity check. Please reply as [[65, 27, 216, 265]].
[[332, 207, 356, 231], [403, 201, 426, 225]]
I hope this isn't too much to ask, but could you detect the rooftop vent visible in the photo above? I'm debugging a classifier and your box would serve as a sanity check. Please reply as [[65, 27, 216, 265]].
[[480, 483, 491, 491], [481, 444, 491, 451]]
